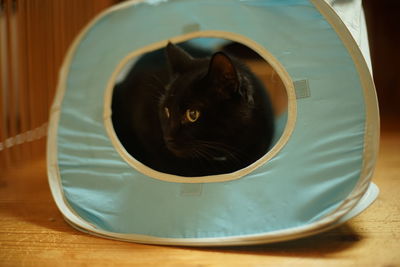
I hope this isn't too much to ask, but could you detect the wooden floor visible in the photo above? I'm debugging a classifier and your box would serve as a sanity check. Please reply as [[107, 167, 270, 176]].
[[1, 117, 399, 266]]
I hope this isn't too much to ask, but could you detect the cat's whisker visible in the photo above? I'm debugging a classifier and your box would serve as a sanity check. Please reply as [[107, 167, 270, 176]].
[[194, 147, 227, 173], [192, 149, 206, 160], [196, 140, 246, 162], [198, 140, 243, 154], [193, 147, 214, 161], [188, 141, 247, 173]]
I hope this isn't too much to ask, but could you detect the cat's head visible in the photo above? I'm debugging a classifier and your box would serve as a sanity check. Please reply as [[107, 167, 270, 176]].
[[158, 42, 256, 160]]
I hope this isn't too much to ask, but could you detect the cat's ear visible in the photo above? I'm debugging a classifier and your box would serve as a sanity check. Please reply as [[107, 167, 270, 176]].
[[207, 52, 239, 97], [165, 42, 193, 74]]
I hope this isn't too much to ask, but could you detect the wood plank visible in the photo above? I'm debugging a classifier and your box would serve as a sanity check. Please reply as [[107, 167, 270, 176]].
[[0, 117, 399, 266], [14, 0, 32, 162], [0, 0, 10, 168], [2, 0, 20, 165]]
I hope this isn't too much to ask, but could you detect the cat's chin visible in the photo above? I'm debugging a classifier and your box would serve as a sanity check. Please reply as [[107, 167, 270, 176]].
[[166, 146, 193, 158], [164, 142, 195, 158]]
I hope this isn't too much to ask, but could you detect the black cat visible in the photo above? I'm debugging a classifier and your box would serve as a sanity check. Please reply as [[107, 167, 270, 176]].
[[111, 42, 274, 177]]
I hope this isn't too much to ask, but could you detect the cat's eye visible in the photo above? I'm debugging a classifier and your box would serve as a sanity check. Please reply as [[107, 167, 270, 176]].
[[164, 107, 170, 118], [186, 109, 200, 123]]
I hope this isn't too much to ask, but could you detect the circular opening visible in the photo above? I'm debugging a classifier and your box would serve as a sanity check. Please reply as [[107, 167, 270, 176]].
[[106, 32, 295, 182]]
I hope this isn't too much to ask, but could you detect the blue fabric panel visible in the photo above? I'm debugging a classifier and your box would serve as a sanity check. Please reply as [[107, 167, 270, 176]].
[[57, 0, 365, 238]]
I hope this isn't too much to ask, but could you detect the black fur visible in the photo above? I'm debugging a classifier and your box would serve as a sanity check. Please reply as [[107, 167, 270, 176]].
[[112, 42, 274, 176]]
